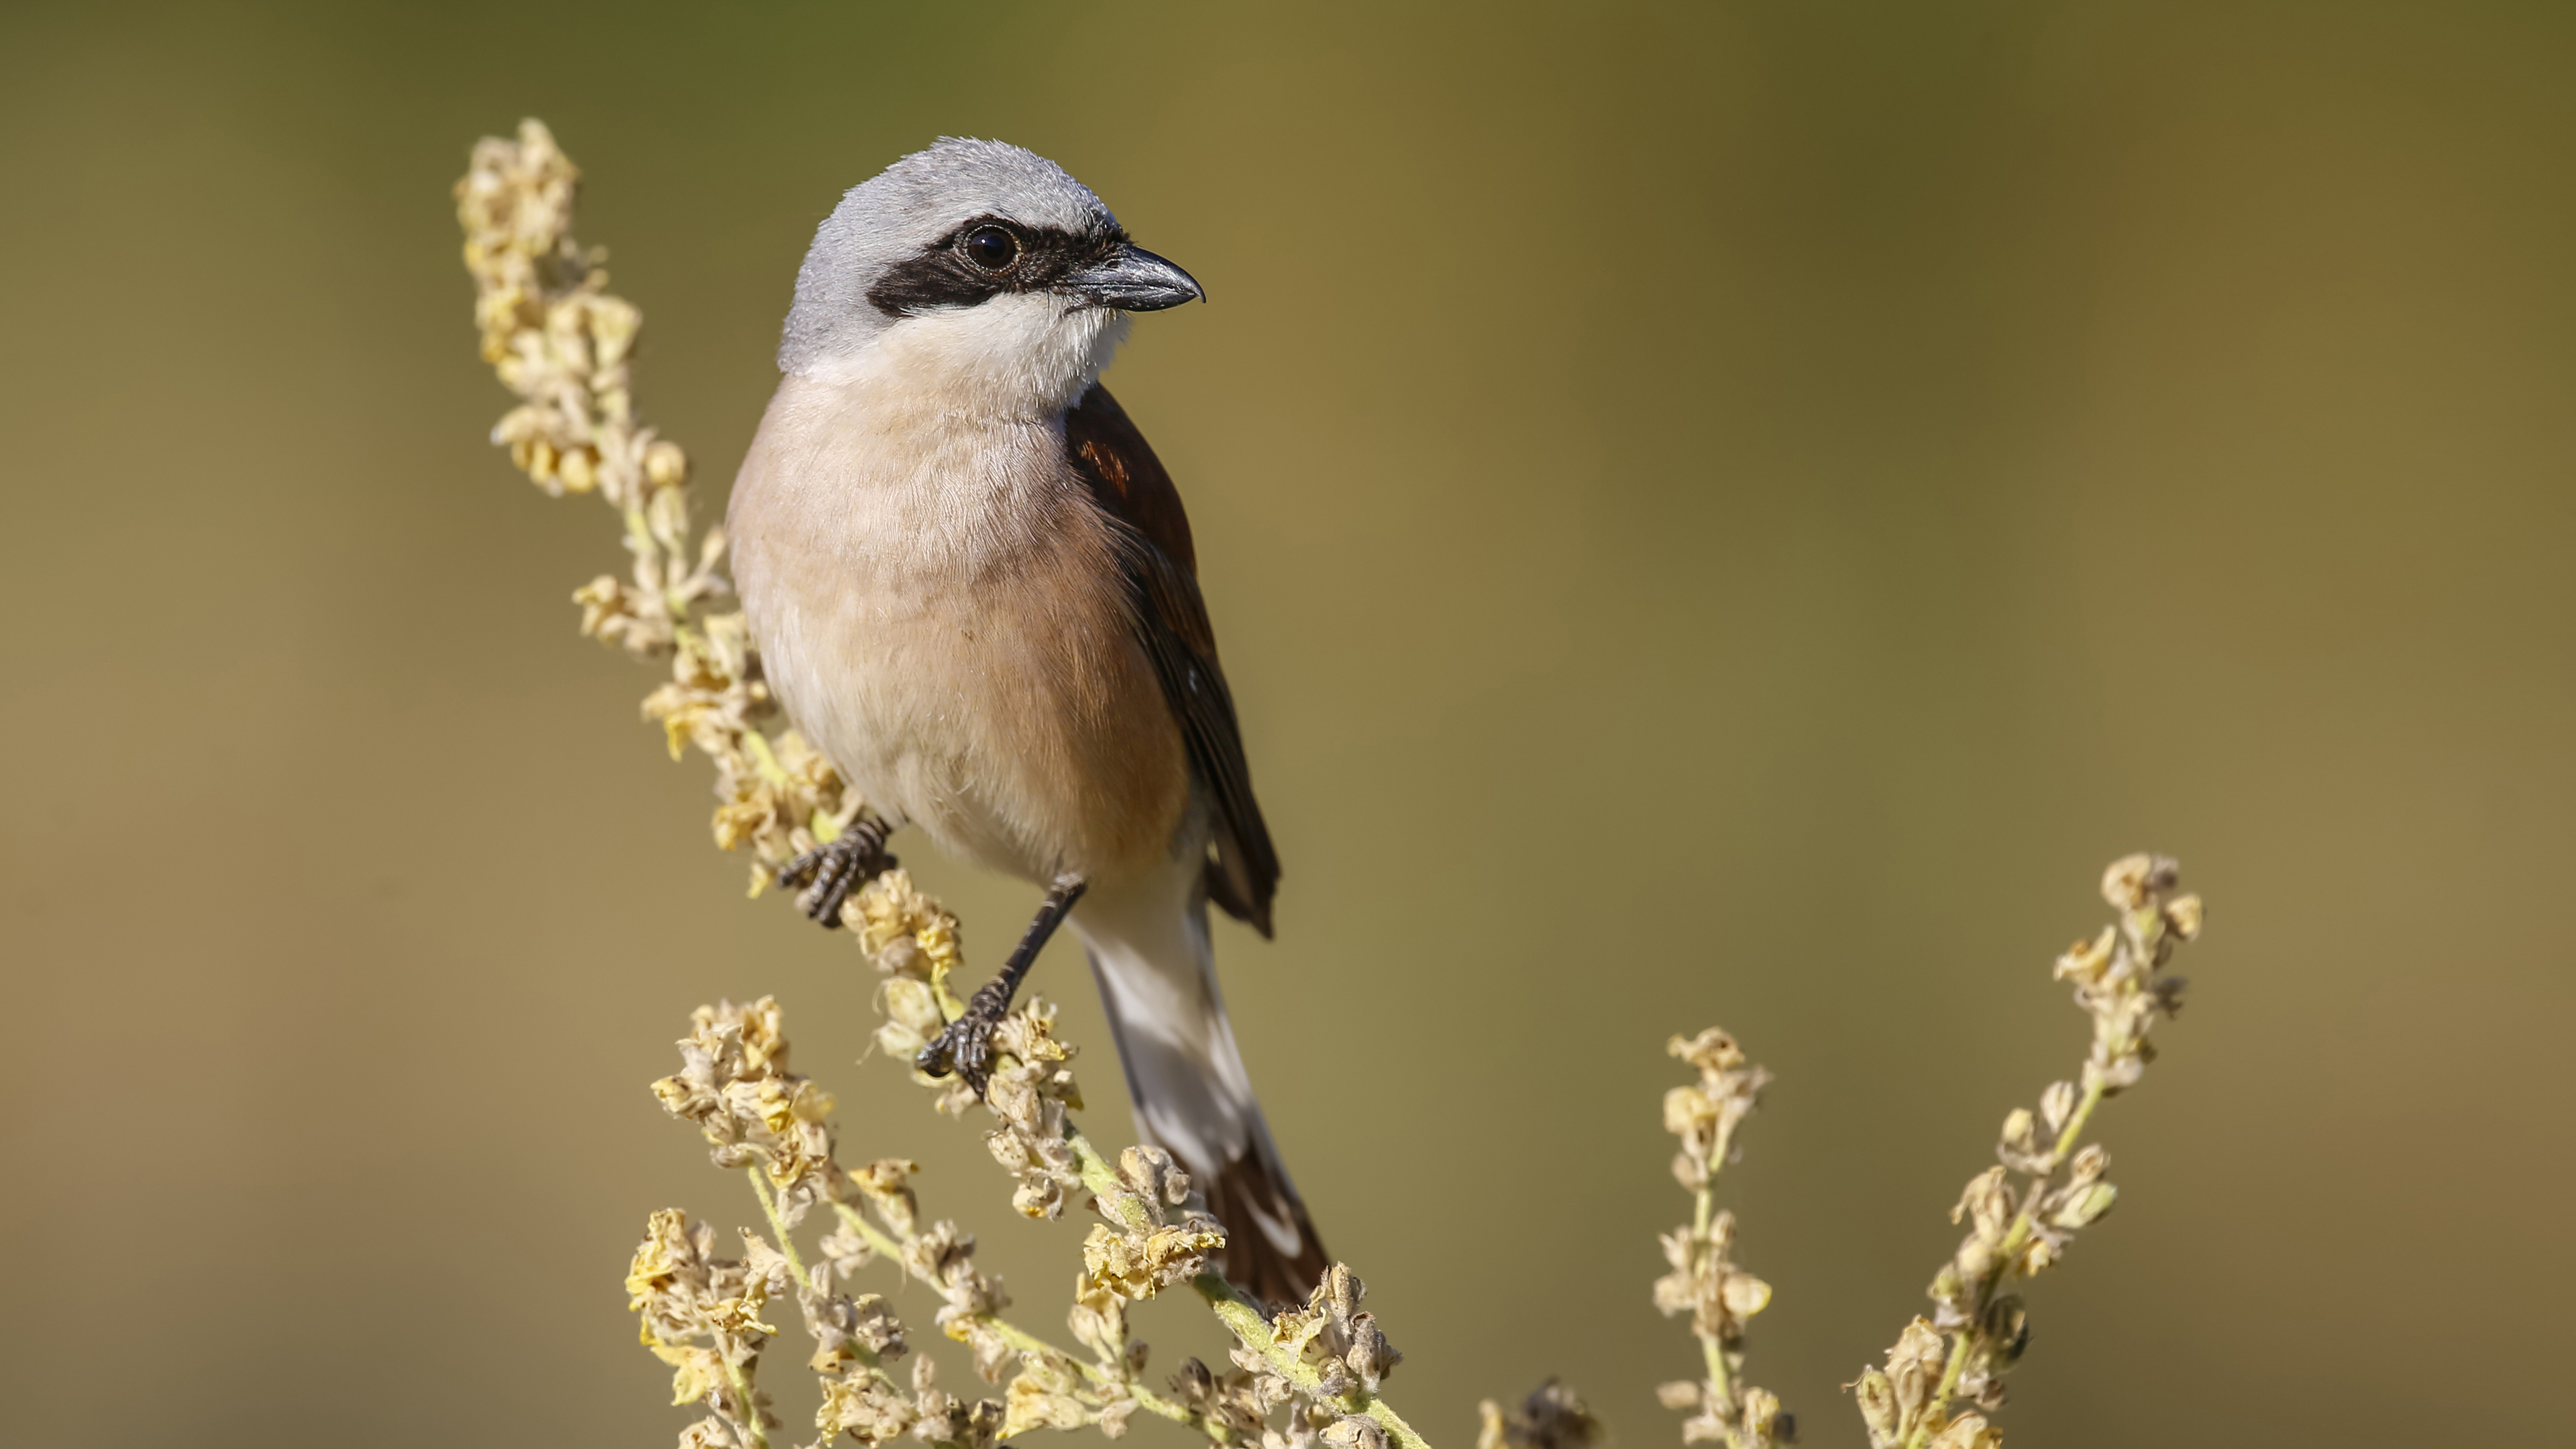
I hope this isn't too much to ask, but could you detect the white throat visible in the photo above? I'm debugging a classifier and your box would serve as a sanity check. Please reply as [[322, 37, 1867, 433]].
[[797, 294, 1130, 421]]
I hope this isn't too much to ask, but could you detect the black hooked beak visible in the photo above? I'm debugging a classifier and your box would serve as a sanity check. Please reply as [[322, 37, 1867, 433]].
[[1063, 243, 1204, 311]]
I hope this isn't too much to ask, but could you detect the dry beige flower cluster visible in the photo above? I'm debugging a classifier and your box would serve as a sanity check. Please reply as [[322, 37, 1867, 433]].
[[455, 118, 863, 894], [634, 982, 1439, 1449], [1477, 1382, 1602, 1449], [1848, 855, 2204, 1449], [639, 991, 1153, 1449], [456, 121, 2208, 1449], [1652, 1029, 1788, 1448]]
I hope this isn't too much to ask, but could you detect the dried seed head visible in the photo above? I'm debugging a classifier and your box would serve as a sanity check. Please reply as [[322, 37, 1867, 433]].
[[1168, 1356, 1214, 1400], [1979, 1296, 2030, 1365], [2039, 1080, 2076, 1134], [1481, 1380, 1601, 1449], [1848, 1367, 1898, 1441], [1344, 1309, 1402, 1391], [1116, 1144, 1190, 1205], [2163, 892, 2204, 940], [2053, 926, 2116, 985], [2099, 853, 2178, 910], [2050, 1181, 2118, 1229], [1321, 1415, 1388, 1449], [1923, 1411, 2000, 1449], [1998, 1108, 2036, 1157]]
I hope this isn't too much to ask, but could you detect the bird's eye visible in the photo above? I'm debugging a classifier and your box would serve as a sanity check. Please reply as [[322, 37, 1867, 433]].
[[962, 225, 1021, 272]]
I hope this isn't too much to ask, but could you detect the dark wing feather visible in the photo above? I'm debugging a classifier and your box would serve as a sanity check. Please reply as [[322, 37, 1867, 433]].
[[1065, 383, 1281, 935]]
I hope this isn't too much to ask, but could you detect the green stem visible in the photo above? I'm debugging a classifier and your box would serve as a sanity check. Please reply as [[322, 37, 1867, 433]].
[[1902, 1079, 2108, 1449], [1066, 1129, 1148, 1230], [747, 1167, 811, 1284], [741, 730, 790, 788], [1691, 1173, 1732, 1411], [1064, 1117, 1428, 1446], [819, 1194, 1198, 1428], [978, 1314, 1203, 1430], [1192, 1273, 1431, 1449], [747, 1169, 911, 1393], [722, 1356, 768, 1449]]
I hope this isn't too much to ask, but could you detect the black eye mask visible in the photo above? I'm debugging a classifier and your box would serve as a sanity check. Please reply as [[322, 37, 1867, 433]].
[[865, 216, 1127, 317]]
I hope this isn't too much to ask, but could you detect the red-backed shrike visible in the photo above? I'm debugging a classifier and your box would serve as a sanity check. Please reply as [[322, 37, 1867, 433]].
[[726, 138, 1322, 1304]]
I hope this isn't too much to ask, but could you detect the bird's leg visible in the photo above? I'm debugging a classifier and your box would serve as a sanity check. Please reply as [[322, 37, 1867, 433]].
[[775, 815, 898, 928], [916, 872, 1088, 1095]]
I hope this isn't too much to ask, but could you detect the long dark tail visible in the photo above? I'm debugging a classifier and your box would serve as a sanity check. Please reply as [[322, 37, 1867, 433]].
[[1071, 871, 1327, 1307], [1195, 1114, 1328, 1307]]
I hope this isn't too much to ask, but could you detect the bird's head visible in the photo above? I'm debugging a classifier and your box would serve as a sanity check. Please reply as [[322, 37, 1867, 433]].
[[780, 138, 1202, 418]]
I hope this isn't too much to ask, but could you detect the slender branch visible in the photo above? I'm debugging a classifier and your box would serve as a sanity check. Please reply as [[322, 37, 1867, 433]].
[[1065, 1114, 1427, 1447], [722, 1356, 769, 1449], [747, 1167, 812, 1283], [1191, 1273, 1431, 1449], [1902, 1078, 2108, 1449], [1690, 1177, 1731, 1407], [820, 1181, 1201, 1430]]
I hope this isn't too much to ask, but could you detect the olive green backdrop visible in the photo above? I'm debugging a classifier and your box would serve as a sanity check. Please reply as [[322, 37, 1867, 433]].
[[3, 2, 2569, 1444]]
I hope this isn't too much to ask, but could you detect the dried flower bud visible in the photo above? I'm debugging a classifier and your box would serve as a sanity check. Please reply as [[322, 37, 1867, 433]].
[[818, 1224, 875, 1278], [1721, 1271, 1773, 1319], [1950, 1167, 2015, 1244], [643, 437, 689, 488], [1481, 1381, 1601, 1449], [1668, 1027, 1746, 1075], [1849, 1367, 1897, 1440], [1979, 1295, 2030, 1365], [816, 1375, 916, 1446], [2162, 892, 2203, 940], [2100, 853, 2179, 910], [2053, 926, 2116, 984], [1314, 1358, 1358, 1400], [1656, 1381, 1703, 1411], [1167, 1356, 1214, 1399], [2017, 1235, 2059, 1274], [883, 979, 945, 1035], [2051, 1181, 2118, 1228], [1998, 1108, 2035, 1158], [1321, 1415, 1387, 1449], [1740, 1386, 1787, 1441], [1924, 1410, 2000, 1449], [2039, 1080, 2076, 1134], [1116, 1144, 1189, 1207], [1323, 1263, 1366, 1324], [1345, 1310, 1402, 1389]]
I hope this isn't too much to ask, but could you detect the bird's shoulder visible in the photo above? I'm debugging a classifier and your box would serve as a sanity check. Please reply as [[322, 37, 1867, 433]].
[[1064, 383, 1197, 573], [1060, 381, 1280, 934]]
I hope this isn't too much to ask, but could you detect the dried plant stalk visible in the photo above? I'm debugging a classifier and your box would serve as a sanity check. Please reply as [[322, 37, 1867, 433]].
[[1652, 1030, 1788, 1448], [455, 117, 860, 898], [1848, 856, 2204, 1449]]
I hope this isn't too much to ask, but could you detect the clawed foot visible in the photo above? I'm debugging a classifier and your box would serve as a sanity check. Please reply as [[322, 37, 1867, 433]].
[[912, 872, 1088, 1099], [915, 979, 1012, 1095], [776, 816, 896, 928]]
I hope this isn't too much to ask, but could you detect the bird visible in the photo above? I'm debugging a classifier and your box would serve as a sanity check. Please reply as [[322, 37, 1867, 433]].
[[724, 138, 1324, 1307]]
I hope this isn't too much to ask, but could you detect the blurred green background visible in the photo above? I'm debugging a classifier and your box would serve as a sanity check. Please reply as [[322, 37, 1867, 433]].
[[4, 1, 2571, 1444]]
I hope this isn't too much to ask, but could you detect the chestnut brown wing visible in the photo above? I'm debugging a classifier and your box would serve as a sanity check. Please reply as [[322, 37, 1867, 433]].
[[1065, 383, 1280, 935]]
